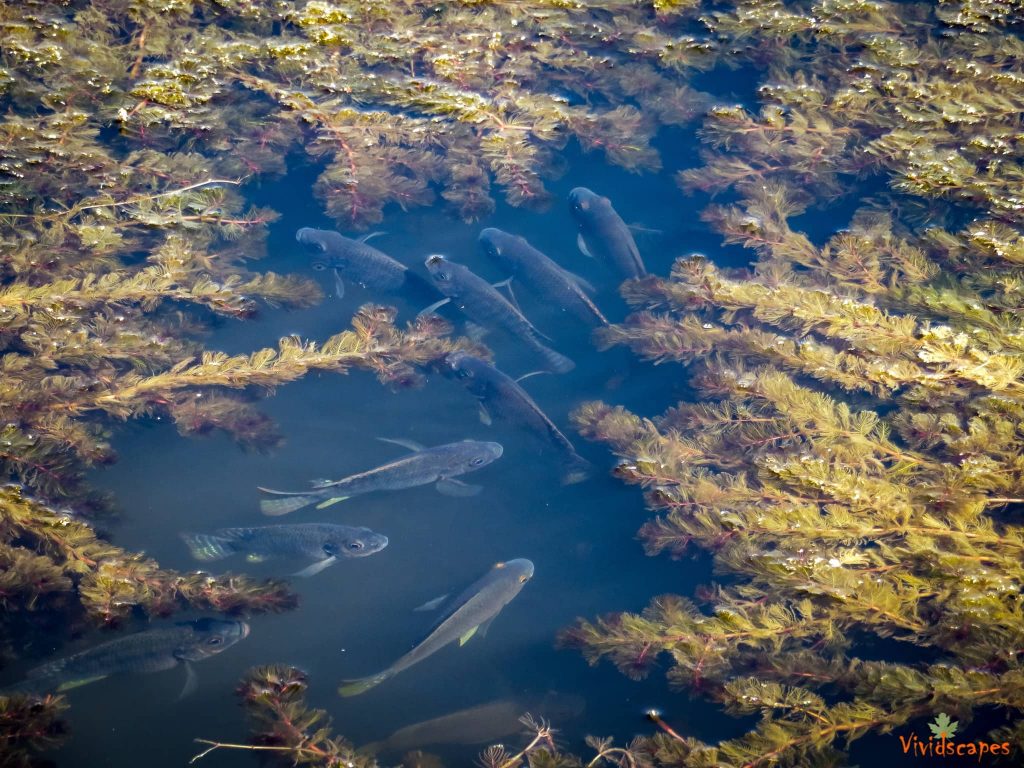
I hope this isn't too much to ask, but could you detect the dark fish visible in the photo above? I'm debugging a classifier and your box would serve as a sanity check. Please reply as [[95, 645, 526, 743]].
[[338, 559, 534, 696], [5, 619, 248, 696], [446, 352, 590, 485], [297, 228, 436, 302], [569, 187, 646, 279], [423, 254, 574, 374], [258, 439, 503, 516], [478, 227, 608, 326], [364, 692, 585, 755], [181, 523, 388, 578]]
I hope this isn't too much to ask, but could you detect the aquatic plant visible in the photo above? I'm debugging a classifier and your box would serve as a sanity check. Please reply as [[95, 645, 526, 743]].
[[193, 665, 646, 768], [0, 692, 68, 768], [560, 0, 1024, 765]]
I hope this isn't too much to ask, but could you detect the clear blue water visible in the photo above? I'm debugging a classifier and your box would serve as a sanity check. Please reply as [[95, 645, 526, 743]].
[[9, 135, 750, 766]]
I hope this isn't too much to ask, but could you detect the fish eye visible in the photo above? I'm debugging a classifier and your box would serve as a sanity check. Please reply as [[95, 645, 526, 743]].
[[348, 541, 365, 550], [207, 636, 223, 645], [519, 574, 529, 583], [470, 457, 485, 466], [312, 262, 327, 271]]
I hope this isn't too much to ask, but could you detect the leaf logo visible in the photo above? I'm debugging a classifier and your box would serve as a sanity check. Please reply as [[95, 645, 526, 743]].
[[928, 713, 958, 739]]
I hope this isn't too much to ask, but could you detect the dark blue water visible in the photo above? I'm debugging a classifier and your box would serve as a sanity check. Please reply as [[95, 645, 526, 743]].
[[0, 129, 756, 767]]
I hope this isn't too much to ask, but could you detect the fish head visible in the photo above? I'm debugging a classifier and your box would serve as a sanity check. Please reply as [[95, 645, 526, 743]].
[[495, 558, 534, 584], [477, 228, 505, 259], [444, 350, 483, 380], [176, 618, 250, 662], [452, 440, 503, 473], [324, 527, 389, 558], [297, 228, 347, 271], [424, 254, 460, 294], [568, 187, 605, 223]]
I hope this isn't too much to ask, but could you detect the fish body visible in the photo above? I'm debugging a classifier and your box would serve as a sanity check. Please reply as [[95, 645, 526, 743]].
[[6, 619, 248, 694], [478, 228, 607, 326], [569, 187, 646, 279], [182, 524, 388, 576], [367, 692, 585, 755], [446, 352, 590, 484], [259, 440, 503, 516], [424, 255, 574, 374], [338, 559, 534, 696]]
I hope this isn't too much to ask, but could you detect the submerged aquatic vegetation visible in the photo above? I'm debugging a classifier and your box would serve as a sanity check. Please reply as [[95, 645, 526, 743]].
[[560, 0, 1024, 765], [194, 665, 645, 768]]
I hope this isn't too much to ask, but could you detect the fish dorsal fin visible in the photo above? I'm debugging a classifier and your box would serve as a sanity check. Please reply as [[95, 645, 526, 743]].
[[577, 233, 594, 258], [377, 437, 426, 452], [459, 625, 479, 646], [310, 478, 335, 489], [561, 267, 596, 295]]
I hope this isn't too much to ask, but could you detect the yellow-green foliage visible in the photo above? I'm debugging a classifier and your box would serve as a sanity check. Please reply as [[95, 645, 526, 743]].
[[560, 1, 1024, 766]]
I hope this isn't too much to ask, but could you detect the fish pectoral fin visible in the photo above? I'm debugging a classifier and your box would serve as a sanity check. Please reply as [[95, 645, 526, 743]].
[[577, 233, 594, 258], [332, 268, 346, 299], [315, 496, 349, 509], [515, 370, 549, 384], [293, 555, 337, 578], [491, 277, 522, 311], [459, 626, 479, 646], [436, 478, 482, 497], [377, 437, 426, 452], [417, 297, 451, 319], [177, 662, 199, 701], [56, 674, 108, 692], [478, 403, 493, 426], [414, 593, 450, 611], [358, 231, 387, 243], [475, 616, 497, 639]]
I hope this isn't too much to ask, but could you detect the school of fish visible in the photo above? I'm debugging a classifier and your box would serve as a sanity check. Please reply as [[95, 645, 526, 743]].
[[4, 186, 644, 755]]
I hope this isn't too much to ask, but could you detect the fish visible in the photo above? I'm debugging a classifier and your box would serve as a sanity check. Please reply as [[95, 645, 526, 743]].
[[363, 692, 585, 755], [423, 254, 575, 374], [181, 523, 388, 578], [445, 351, 591, 485], [296, 227, 436, 301], [338, 558, 534, 697], [258, 439, 503, 516], [4, 618, 249, 697], [478, 227, 608, 326], [569, 187, 647, 279]]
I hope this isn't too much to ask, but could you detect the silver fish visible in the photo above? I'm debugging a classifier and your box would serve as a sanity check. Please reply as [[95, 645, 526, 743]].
[[424, 254, 574, 374], [298, 227, 429, 298], [569, 187, 646, 279], [338, 558, 534, 696], [478, 227, 608, 326], [5, 619, 249, 696], [446, 352, 590, 485], [258, 439, 503, 516], [181, 523, 388, 578], [364, 692, 585, 755]]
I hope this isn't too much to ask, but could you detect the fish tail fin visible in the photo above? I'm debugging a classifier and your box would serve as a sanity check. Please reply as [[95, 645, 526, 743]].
[[338, 671, 391, 698], [258, 493, 319, 517], [181, 532, 235, 561], [560, 454, 592, 485], [536, 343, 575, 374]]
